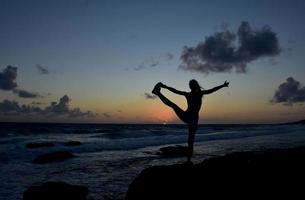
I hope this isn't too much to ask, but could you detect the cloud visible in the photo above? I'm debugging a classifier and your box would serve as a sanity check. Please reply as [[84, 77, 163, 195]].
[[36, 64, 50, 74], [13, 89, 40, 98], [0, 95, 96, 118], [0, 65, 18, 90], [0, 65, 43, 98], [271, 77, 305, 105], [31, 101, 44, 105], [103, 112, 111, 118], [0, 99, 42, 114], [134, 52, 174, 71], [163, 52, 174, 60], [144, 92, 157, 99], [179, 21, 281, 74], [135, 58, 159, 71], [68, 107, 95, 118], [44, 95, 95, 117], [45, 95, 70, 114]]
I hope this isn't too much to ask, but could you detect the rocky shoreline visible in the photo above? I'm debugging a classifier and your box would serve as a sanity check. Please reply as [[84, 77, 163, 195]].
[[23, 146, 305, 199], [126, 146, 305, 200]]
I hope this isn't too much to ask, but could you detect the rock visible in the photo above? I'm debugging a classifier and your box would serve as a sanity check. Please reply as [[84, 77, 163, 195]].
[[126, 147, 305, 200], [157, 145, 188, 157], [63, 141, 82, 146], [23, 181, 88, 200], [26, 142, 54, 149], [292, 119, 305, 124], [33, 151, 76, 164]]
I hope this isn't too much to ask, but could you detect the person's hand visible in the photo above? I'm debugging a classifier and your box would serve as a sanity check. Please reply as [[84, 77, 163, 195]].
[[223, 80, 229, 87]]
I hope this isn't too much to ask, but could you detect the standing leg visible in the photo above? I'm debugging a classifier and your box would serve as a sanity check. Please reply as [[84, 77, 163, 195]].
[[187, 124, 197, 163]]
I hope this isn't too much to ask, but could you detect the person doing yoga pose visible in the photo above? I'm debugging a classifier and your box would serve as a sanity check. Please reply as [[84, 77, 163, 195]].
[[152, 79, 229, 163]]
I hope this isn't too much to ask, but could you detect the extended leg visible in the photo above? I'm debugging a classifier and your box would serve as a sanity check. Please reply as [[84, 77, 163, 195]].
[[153, 83, 180, 111], [152, 83, 186, 122], [158, 92, 178, 109], [157, 92, 187, 122], [187, 124, 197, 163]]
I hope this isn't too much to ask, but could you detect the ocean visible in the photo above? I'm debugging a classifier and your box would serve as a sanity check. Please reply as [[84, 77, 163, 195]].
[[1, 122, 305, 200]]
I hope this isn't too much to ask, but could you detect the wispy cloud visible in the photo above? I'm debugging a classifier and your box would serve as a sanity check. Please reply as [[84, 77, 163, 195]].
[[163, 52, 174, 60], [134, 52, 174, 71], [135, 58, 159, 71], [13, 89, 41, 98], [36, 64, 50, 74], [144, 92, 157, 99], [103, 112, 111, 118], [31, 101, 44, 105]]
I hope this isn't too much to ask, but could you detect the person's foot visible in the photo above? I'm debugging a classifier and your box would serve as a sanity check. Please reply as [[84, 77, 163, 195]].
[[152, 82, 162, 95]]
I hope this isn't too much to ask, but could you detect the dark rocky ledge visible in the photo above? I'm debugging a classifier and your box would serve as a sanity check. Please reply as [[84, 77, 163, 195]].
[[126, 147, 305, 200]]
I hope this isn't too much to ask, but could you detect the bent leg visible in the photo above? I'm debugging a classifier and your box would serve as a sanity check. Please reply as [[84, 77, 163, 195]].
[[187, 124, 197, 163]]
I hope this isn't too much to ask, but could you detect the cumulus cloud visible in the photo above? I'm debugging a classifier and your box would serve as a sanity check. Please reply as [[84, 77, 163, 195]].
[[144, 92, 157, 99], [36, 64, 50, 74], [271, 77, 305, 105], [13, 89, 40, 98], [179, 21, 281, 74], [44, 95, 95, 117], [45, 95, 70, 114], [0, 100, 42, 114], [0, 65, 43, 98], [0, 65, 18, 90], [0, 95, 96, 118]]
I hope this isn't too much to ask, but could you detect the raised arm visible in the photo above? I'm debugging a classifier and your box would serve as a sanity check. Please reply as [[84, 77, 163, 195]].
[[202, 81, 229, 95], [163, 84, 187, 96]]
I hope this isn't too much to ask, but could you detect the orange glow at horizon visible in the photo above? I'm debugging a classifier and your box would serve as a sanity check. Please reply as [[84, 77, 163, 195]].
[[70, 91, 305, 124], [150, 107, 176, 123]]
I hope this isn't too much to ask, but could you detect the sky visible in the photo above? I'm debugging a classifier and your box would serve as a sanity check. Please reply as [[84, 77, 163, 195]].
[[0, 0, 305, 124]]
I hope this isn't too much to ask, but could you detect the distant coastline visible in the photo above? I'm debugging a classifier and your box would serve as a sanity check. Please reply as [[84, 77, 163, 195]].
[[283, 119, 305, 125]]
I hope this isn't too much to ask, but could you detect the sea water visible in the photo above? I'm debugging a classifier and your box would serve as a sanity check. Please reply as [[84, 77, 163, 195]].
[[1, 123, 305, 200]]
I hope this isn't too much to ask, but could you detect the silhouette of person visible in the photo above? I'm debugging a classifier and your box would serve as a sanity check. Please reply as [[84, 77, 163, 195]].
[[152, 79, 229, 163]]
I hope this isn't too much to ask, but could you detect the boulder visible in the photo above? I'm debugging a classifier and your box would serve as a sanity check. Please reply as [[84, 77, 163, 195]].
[[63, 141, 82, 146], [157, 145, 188, 157], [33, 151, 76, 164], [26, 142, 54, 149], [23, 181, 88, 200]]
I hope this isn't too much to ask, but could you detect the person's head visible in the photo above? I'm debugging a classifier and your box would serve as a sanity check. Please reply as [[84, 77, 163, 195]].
[[189, 79, 201, 92]]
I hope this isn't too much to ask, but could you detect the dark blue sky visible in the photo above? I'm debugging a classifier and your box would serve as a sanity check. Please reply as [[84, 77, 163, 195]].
[[0, 0, 305, 123]]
